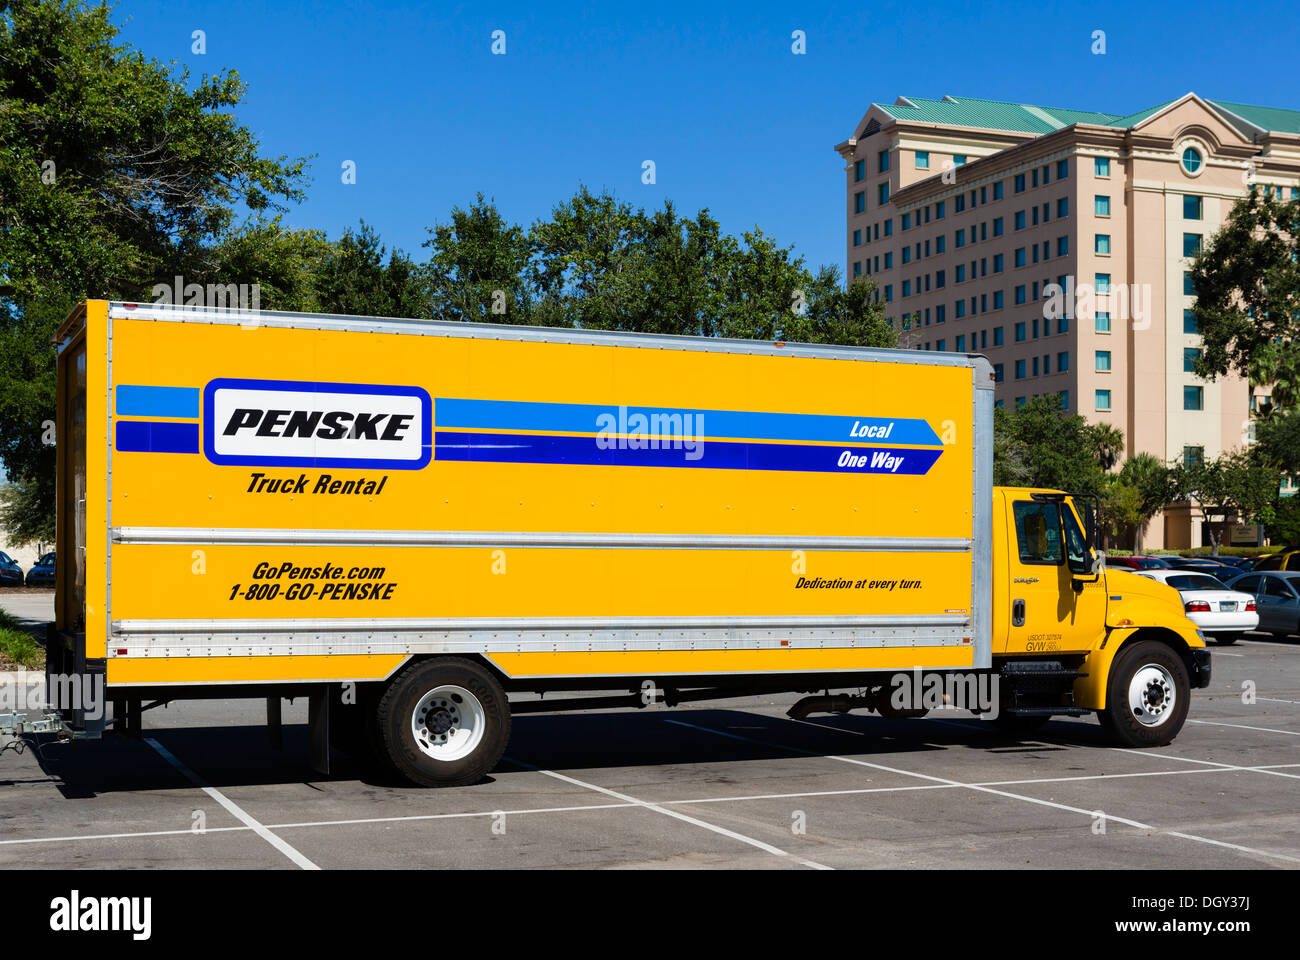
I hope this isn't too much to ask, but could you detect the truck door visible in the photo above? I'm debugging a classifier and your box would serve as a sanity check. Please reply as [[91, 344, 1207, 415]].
[[1000, 498, 1107, 655]]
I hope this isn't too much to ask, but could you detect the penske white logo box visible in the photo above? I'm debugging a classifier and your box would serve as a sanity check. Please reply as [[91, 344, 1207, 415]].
[[202, 378, 432, 469]]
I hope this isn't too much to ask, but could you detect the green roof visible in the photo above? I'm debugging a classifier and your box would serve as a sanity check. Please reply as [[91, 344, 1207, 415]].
[[1210, 99, 1300, 134], [875, 94, 1300, 136]]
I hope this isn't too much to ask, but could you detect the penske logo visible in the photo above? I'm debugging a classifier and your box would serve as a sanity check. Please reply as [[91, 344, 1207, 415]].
[[203, 378, 432, 469]]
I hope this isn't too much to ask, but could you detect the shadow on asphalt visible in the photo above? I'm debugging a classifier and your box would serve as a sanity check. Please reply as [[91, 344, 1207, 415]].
[[23, 706, 1112, 797]]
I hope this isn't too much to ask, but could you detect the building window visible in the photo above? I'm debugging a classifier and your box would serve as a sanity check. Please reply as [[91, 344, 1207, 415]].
[[1015, 397, 1026, 408], [1096, 389, 1111, 411], [1015, 321, 1026, 342], [956, 335, 966, 351], [915, 151, 930, 169], [953, 154, 967, 167], [1032, 169, 1038, 188], [994, 327, 1004, 346], [1095, 350, 1111, 372], [956, 264, 965, 283], [1184, 385, 1203, 410], [855, 192, 865, 214], [1184, 309, 1198, 333], [1056, 159, 1069, 179], [993, 290, 1004, 309], [936, 269, 946, 288], [993, 217, 1004, 237], [902, 213, 911, 230], [1181, 146, 1203, 175], [878, 182, 890, 205], [1183, 233, 1202, 256], [1095, 195, 1110, 216], [879, 149, 890, 173], [1095, 157, 1110, 177], [902, 247, 911, 264], [936, 304, 946, 323], [1033, 356, 1040, 376], [1095, 234, 1110, 254], [1184, 195, 1203, 219], [1015, 247, 1026, 267], [853, 229, 862, 246], [884, 252, 893, 269], [936, 235, 946, 254], [1095, 311, 1110, 333], [1055, 236, 1067, 256], [936, 200, 946, 219], [1015, 359, 1026, 380], [902, 280, 911, 297], [994, 363, 1004, 382], [1057, 197, 1069, 218], [955, 194, 965, 213], [1015, 210, 1025, 230], [993, 181, 1004, 200], [883, 219, 892, 236], [1057, 351, 1069, 372], [935, 338, 945, 351], [853, 261, 862, 277], [1183, 445, 1204, 469], [884, 285, 893, 302], [854, 159, 865, 182], [993, 254, 1004, 273], [1014, 173, 1026, 193], [956, 228, 965, 248], [1184, 347, 1202, 372], [1015, 285, 1026, 305], [1095, 273, 1110, 293], [1184, 271, 1194, 296], [1059, 390, 1069, 410]]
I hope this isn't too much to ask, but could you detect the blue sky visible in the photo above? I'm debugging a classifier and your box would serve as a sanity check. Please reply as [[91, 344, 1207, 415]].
[[115, 0, 1300, 277]]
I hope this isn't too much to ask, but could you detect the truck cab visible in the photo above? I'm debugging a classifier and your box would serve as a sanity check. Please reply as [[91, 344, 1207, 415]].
[[991, 487, 1211, 746]]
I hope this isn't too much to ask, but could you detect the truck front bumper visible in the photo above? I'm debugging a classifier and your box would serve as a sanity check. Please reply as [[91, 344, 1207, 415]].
[[1186, 648, 1212, 689]]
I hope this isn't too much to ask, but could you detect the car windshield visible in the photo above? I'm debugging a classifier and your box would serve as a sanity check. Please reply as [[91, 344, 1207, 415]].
[[1167, 574, 1227, 591], [38, 553, 54, 564]]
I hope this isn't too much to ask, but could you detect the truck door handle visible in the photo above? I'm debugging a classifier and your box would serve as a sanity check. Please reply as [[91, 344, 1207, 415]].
[[1012, 599, 1026, 627]]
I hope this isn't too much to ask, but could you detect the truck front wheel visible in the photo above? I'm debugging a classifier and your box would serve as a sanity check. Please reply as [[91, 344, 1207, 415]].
[[376, 658, 511, 787], [1098, 641, 1190, 747]]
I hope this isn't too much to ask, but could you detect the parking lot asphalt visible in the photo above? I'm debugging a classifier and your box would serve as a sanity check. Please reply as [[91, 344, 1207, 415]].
[[1, 592, 1297, 870]]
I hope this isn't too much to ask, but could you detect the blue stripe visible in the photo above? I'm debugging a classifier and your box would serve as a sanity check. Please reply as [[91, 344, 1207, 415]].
[[435, 432, 941, 475], [436, 398, 941, 447], [116, 385, 201, 419], [115, 420, 200, 454]]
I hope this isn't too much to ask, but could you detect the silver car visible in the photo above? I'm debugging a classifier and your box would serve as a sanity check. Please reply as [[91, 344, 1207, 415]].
[[1223, 571, 1300, 639]]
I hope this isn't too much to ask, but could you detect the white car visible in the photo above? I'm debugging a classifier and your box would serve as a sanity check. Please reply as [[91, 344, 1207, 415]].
[[1135, 570, 1258, 644]]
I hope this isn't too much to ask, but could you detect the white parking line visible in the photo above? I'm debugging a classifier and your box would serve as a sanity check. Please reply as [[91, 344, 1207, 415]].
[[505, 758, 833, 870], [1258, 697, 1300, 705], [144, 738, 319, 870], [1186, 718, 1300, 736], [666, 719, 1300, 866]]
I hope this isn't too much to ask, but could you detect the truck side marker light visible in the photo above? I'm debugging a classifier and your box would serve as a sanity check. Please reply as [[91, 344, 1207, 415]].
[[1116, 618, 1133, 627], [962, 637, 971, 643], [115, 648, 127, 656], [1109, 595, 1122, 600]]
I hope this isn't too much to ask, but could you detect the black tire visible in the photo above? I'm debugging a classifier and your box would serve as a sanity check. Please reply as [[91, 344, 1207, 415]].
[[1212, 633, 1240, 646], [1097, 640, 1191, 747], [990, 713, 1049, 736], [375, 658, 510, 787]]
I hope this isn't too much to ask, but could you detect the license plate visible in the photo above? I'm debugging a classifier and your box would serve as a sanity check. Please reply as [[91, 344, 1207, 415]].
[[1219, 601, 1236, 612]]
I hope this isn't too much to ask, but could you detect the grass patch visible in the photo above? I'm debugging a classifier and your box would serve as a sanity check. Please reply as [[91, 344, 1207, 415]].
[[0, 627, 43, 669]]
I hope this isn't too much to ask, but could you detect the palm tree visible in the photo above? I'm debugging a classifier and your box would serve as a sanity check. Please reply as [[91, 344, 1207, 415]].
[[1088, 422, 1125, 472]]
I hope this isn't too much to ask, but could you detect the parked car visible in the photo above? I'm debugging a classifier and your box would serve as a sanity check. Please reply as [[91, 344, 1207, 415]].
[[1160, 556, 1242, 576], [1223, 571, 1300, 639], [1109, 555, 1173, 570], [1250, 548, 1300, 571], [1211, 557, 1254, 570], [1132, 570, 1257, 644], [0, 552, 21, 587], [24, 551, 55, 587]]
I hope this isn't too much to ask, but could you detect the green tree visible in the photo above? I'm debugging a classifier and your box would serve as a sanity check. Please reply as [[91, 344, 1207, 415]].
[[1177, 449, 1280, 555], [992, 395, 1113, 496], [1190, 189, 1300, 406], [0, 0, 310, 538], [1110, 453, 1178, 552], [314, 221, 425, 318]]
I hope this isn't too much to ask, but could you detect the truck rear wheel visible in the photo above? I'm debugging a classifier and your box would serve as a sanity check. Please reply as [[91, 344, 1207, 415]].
[[1098, 640, 1190, 747], [375, 658, 510, 787]]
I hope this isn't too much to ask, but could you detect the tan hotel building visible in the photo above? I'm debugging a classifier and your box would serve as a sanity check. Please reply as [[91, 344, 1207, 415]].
[[836, 93, 1300, 548]]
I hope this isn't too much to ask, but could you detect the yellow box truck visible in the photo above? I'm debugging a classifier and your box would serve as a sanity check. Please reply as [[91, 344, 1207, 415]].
[[35, 299, 1210, 786]]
